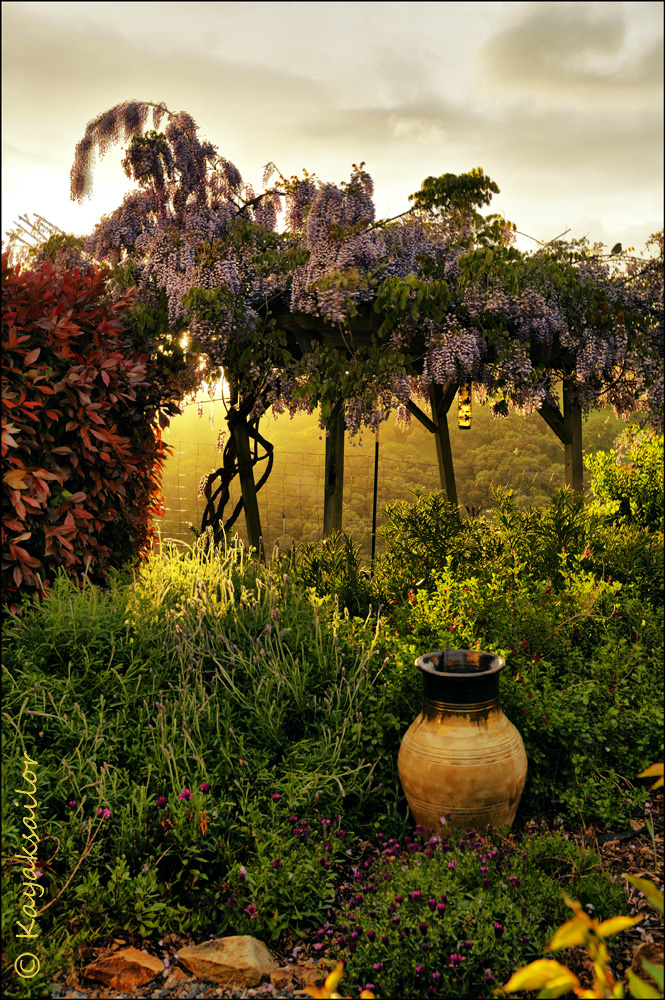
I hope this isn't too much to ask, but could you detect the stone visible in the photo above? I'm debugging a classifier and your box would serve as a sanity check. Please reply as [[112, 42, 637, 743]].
[[296, 962, 328, 987], [163, 966, 195, 988], [270, 965, 295, 989], [82, 946, 164, 991], [177, 935, 277, 987]]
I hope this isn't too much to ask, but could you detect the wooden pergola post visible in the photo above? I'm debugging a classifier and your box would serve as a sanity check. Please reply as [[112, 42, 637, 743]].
[[538, 383, 584, 493], [429, 383, 459, 509], [404, 384, 459, 509], [563, 382, 584, 492], [323, 409, 345, 536]]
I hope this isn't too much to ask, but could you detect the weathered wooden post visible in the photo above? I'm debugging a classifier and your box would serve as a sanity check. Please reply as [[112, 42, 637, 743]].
[[429, 383, 459, 509], [538, 383, 584, 493], [563, 382, 584, 493], [323, 409, 345, 536]]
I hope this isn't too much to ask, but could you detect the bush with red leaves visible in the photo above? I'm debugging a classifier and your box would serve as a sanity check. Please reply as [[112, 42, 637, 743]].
[[1, 252, 178, 612]]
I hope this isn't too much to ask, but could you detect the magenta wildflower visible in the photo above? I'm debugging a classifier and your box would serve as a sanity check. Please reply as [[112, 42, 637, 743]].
[[97, 807, 111, 818], [494, 922, 505, 939], [313, 943, 323, 953], [394, 894, 403, 904], [272, 793, 281, 802], [509, 876, 521, 887], [238, 866, 247, 881], [373, 963, 383, 972], [411, 890, 422, 902], [271, 859, 282, 870], [366, 930, 375, 942], [418, 922, 429, 936], [68, 800, 76, 809], [178, 788, 192, 801], [380, 935, 389, 946], [338, 829, 346, 839], [485, 969, 495, 984], [155, 796, 167, 807], [448, 859, 457, 869], [415, 966, 424, 977], [449, 953, 465, 967], [432, 971, 442, 983], [244, 904, 258, 918], [199, 781, 210, 793]]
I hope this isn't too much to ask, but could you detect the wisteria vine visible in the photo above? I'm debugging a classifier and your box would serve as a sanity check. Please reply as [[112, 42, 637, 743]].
[[21, 99, 664, 439]]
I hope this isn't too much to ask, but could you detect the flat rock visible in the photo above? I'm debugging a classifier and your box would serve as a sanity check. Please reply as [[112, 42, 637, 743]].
[[82, 946, 164, 991], [270, 965, 295, 989], [177, 935, 276, 987]]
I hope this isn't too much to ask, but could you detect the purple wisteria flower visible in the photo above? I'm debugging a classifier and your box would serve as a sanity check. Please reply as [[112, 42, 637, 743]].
[[178, 788, 192, 801]]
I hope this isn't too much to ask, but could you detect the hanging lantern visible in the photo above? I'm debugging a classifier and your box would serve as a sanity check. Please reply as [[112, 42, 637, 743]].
[[458, 382, 472, 430]]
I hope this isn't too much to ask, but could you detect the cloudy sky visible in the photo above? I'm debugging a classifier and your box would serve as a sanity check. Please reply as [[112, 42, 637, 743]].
[[2, 1, 663, 253]]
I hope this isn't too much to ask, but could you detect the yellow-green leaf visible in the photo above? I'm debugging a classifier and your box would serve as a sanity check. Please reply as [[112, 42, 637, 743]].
[[641, 959, 664, 991], [596, 914, 643, 938], [503, 959, 581, 994], [324, 963, 345, 994], [626, 969, 662, 999], [626, 876, 665, 915], [547, 913, 591, 951], [636, 762, 664, 789]]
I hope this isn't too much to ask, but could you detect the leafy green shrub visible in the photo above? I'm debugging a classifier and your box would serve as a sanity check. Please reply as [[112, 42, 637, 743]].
[[282, 530, 374, 616], [586, 424, 664, 533]]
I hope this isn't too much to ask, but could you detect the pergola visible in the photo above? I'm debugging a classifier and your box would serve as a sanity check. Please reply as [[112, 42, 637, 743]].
[[204, 307, 584, 555]]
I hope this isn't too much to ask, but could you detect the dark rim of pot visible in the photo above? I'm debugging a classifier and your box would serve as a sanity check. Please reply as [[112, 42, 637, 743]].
[[415, 650, 506, 676]]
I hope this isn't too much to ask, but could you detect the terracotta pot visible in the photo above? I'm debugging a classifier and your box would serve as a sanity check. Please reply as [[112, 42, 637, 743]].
[[397, 649, 527, 832]]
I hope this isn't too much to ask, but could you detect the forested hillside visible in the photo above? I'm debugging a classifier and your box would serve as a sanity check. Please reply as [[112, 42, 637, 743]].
[[159, 388, 628, 556]]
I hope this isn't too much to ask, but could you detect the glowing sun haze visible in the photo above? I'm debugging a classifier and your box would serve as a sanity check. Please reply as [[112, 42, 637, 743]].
[[2, 0, 663, 252]]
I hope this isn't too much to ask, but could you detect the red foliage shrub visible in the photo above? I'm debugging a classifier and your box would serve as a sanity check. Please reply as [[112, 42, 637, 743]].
[[1, 252, 177, 612]]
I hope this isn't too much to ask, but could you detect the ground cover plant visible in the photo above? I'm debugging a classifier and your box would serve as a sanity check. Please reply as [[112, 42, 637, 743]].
[[1, 427, 662, 998]]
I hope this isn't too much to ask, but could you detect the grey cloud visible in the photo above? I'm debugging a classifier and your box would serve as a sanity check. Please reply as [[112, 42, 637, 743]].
[[480, 1, 663, 104]]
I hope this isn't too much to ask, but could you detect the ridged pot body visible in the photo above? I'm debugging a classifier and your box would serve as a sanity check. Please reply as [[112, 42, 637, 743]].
[[397, 650, 527, 832]]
